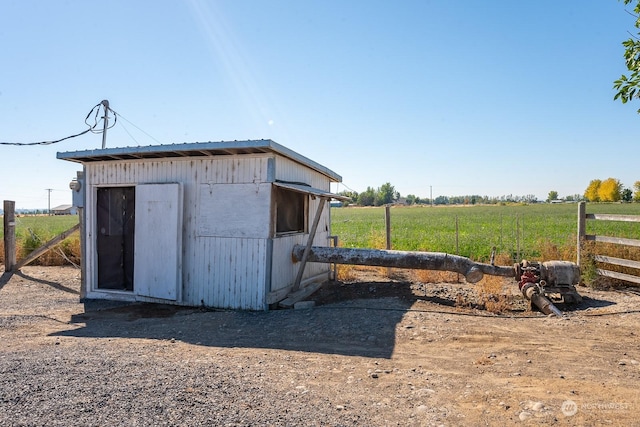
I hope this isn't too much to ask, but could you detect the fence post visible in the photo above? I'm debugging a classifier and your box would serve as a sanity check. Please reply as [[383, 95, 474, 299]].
[[577, 201, 586, 267], [385, 205, 391, 250], [385, 205, 392, 277], [3, 200, 16, 272], [455, 215, 459, 255], [455, 215, 460, 282], [516, 214, 520, 261]]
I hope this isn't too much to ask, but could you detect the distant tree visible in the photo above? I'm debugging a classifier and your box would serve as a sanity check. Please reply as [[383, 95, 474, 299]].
[[375, 182, 397, 206], [633, 181, 640, 202], [614, 1, 640, 112], [357, 187, 376, 206], [598, 178, 622, 202], [434, 195, 449, 205], [584, 179, 602, 202], [547, 190, 559, 202], [406, 194, 416, 205], [622, 188, 633, 202], [499, 194, 517, 203], [336, 190, 357, 206]]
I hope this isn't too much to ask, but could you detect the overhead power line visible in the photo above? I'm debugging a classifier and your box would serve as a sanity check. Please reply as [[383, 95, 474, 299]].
[[0, 101, 114, 146]]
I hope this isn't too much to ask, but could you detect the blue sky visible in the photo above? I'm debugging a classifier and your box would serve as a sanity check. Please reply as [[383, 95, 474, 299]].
[[1, 0, 638, 209]]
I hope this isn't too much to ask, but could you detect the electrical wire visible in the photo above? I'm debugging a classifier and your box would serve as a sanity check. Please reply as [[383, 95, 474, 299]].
[[117, 119, 140, 146], [337, 182, 358, 194], [88, 102, 116, 134], [110, 108, 162, 145], [1, 100, 161, 147], [56, 247, 80, 269], [0, 102, 109, 146]]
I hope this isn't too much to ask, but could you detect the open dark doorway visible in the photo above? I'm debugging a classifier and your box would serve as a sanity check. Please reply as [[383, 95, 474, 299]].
[[96, 187, 135, 290]]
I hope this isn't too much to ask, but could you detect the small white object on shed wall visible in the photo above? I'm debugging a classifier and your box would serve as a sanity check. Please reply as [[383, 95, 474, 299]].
[[134, 183, 183, 301]]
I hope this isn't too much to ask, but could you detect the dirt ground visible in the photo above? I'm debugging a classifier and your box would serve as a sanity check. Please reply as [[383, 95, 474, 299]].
[[1, 266, 640, 426]]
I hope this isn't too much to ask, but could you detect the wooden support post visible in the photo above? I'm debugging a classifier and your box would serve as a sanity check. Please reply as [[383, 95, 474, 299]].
[[455, 215, 460, 282], [3, 201, 16, 272], [385, 205, 391, 250], [516, 214, 520, 261], [455, 215, 459, 255], [291, 197, 326, 292], [329, 235, 338, 281], [577, 201, 586, 267], [385, 205, 392, 277], [14, 223, 80, 270]]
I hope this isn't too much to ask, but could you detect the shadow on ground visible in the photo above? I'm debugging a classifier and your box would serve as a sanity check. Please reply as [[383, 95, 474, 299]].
[[50, 280, 624, 358], [0, 271, 12, 291], [52, 281, 422, 359], [15, 271, 79, 294]]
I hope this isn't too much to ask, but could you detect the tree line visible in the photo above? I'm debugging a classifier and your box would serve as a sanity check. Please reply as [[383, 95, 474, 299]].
[[337, 178, 640, 207], [338, 183, 542, 206], [582, 178, 640, 202]]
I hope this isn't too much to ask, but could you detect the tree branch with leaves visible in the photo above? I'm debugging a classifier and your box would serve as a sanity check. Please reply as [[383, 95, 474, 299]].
[[614, 0, 640, 111]]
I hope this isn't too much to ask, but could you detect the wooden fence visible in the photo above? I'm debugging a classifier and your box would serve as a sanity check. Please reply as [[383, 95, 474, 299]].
[[2, 200, 81, 274], [577, 201, 640, 285]]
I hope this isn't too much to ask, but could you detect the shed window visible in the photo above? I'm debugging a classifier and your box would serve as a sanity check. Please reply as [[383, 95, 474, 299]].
[[275, 188, 307, 234]]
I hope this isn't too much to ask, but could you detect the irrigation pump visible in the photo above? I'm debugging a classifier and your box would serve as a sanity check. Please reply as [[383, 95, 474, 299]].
[[291, 245, 583, 317], [515, 260, 582, 315]]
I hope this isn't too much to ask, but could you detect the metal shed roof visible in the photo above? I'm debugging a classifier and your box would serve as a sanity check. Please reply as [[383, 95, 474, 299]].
[[57, 139, 342, 182], [274, 181, 351, 202]]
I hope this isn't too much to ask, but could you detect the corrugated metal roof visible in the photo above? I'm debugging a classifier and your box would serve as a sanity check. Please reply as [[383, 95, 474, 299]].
[[273, 181, 351, 202], [57, 139, 342, 181]]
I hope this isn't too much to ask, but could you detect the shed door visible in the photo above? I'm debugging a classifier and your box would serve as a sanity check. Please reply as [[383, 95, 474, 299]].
[[96, 187, 135, 291], [134, 183, 183, 301]]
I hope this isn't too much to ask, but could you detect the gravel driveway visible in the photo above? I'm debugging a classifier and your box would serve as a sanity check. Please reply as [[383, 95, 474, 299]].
[[2, 266, 640, 426]]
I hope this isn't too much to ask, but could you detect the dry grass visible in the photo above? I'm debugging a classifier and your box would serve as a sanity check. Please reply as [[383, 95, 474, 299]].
[[335, 264, 400, 282], [4, 236, 81, 267], [367, 229, 387, 250], [411, 269, 460, 284], [492, 253, 514, 266], [537, 236, 577, 262], [475, 275, 515, 314], [474, 255, 518, 313], [335, 264, 358, 282], [579, 241, 640, 289]]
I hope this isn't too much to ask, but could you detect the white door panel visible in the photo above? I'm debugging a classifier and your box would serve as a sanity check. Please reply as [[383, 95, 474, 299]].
[[134, 183, 182, 301]]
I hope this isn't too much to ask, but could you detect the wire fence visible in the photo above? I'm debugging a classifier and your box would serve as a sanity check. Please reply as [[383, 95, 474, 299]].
[[331, 205, 587, 263], [1, 213, 80, 267]]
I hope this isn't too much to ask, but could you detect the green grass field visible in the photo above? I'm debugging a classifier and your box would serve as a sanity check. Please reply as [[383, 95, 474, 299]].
[[331, 203, 640, 262], [0, 215, 79, 242], [2, 203, 640, 268]]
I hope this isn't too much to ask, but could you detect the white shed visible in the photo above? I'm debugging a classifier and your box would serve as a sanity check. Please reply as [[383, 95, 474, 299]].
[[57, 140, 347, 310]]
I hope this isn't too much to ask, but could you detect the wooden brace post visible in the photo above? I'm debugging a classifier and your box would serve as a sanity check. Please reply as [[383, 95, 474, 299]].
[[291, 197, 326, 292]]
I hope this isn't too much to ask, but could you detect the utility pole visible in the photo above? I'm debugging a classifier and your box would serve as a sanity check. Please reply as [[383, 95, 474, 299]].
[[45, 188, 53, 215], [430, 185, 433, 207], [101, 99, 110, 149]]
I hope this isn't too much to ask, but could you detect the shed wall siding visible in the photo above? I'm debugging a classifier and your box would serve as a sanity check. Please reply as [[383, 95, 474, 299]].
[[85, 155, 271, 310], [270, 156, 333, 292], [275, 157, 331, 191], [188, 237, 268, 310]]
